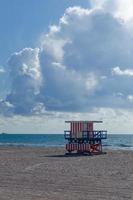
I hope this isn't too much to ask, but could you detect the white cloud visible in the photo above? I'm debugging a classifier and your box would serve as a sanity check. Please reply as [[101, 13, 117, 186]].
[[6, 48, 42, 115], [90, 0, 133, 22], [85, 73, 98, 91], [0, 100, 14, 116], [1, 2, 133, 117], [127, 95, 133, 102], [32, 103, 46, 115], [1, 108, 133, 133], [0, 68, 5, 73], [114, 0, 133, 21], [90, 0, 106, 9], [8, 48, 41, 84], [38, 5, 133, 112], [112, 67, 133, 76], [40, 25, 69, 62]]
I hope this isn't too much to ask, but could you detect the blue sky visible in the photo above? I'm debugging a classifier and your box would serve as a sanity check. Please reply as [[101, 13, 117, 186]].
[[1, 0, 133, 133], [0, 0, 89, 98], [0, 0, 89, 65]]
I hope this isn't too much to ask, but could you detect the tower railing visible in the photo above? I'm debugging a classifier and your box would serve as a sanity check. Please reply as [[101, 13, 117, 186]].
[[64, 130, 107, 140]]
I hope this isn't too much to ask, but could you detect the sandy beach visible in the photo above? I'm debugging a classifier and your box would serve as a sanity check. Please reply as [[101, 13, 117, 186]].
[[0, 147, 132, 200]]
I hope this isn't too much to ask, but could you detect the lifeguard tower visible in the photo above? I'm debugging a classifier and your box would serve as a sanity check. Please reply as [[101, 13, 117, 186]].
[[64, 121, 107, 154]]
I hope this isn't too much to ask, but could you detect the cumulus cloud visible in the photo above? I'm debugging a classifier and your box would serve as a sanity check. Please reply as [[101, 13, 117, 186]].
[[1, 0, 133, 116], [39, 3, 133, 111], [5, 48, 42, 115], [90, 0, 133, 21], [40, 53, 99, 111], [112, 67, 133, 76]]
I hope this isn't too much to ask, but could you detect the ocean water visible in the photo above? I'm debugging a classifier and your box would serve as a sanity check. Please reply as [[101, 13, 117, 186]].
[[0, 134, 133, 150]]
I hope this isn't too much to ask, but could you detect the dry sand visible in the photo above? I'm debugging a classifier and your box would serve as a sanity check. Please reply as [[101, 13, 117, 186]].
[[0, 147, 132, 200]]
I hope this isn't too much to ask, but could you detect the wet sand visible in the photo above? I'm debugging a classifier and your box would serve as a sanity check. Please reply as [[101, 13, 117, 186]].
[[0, 147, 132, 200]]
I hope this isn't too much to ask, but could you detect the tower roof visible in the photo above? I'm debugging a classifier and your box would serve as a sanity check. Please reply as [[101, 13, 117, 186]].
[[65, 121, 103, 123]]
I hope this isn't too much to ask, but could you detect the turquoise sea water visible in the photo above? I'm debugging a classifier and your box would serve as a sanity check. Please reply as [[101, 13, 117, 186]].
[[0, 134, 133, 150]]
